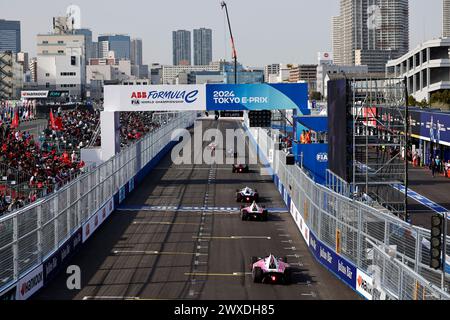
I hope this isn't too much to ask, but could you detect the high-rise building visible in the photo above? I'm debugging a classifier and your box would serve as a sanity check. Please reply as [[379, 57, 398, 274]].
[[98, 34, 131, 60], [332, 0, 409, 73], [332, 16, 344, 65], [17, 52, 29, 72], [0, 20, 21, 53], [0, 51, 23, 99], [131, 38, 143, 66], [264, 64, 280, 82], [172, 30, 191, 65], [193, 28, 212, 66], [91, 41, 99, 60], [444, 0, 450, 38], [74, 29, 93, 61]]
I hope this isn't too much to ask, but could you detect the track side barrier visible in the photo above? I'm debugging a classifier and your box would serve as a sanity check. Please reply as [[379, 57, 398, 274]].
[[243, 122, 450, 300], [0, 112, 197, 300]]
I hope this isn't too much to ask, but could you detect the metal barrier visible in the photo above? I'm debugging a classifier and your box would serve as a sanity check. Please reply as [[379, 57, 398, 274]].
[[0, 111, 196, 295], [247, 125, 450, 300]]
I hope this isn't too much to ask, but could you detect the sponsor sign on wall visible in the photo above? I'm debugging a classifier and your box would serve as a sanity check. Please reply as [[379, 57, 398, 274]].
[[43, 228, 82, 285], [82, 199, 114, 243], [206, 83, 309, 113], [356, 269, 374, 300], [21, 91, 49, 99], [309, 232, 356, 289], [290, 201, 310, 246], [16, 265, 44, 300], [104, 85, 206, 112]]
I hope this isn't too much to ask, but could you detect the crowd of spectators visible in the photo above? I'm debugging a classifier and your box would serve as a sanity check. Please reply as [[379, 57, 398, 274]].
[[0, 124, 87, 216], [0, 108, 166, 216], [119, 112, 161, 147]]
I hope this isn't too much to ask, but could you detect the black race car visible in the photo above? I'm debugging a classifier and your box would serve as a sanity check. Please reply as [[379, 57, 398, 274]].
[[232, 164, 249, 173]]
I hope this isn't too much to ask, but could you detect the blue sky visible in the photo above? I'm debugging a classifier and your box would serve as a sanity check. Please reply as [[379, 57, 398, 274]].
[[2, 0, 443, 66]]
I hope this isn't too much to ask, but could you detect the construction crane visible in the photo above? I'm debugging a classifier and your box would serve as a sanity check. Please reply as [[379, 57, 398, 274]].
[[220, 1, 238, 84]]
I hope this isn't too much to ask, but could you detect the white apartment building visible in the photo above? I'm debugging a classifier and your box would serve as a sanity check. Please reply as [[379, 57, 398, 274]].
[[36, 33, 85, 99], [316, 64, 369, 98], [87, 58, 132, 84], [386, 38, 450, 102], [161, 62, 221, 84], [264, 64, 280, 82]]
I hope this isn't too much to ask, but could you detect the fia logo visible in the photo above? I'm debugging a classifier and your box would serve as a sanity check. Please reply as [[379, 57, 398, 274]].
[[316, 153, 328, 163], [131, 99, 140, 105]]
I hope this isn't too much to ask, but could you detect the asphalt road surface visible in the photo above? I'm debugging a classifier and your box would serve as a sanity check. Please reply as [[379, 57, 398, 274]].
[[34, 118, 359, 300]]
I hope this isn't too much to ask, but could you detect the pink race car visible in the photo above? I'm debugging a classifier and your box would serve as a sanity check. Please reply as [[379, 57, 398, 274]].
[[240, 202, 268, 221], [251, 254, 292, 284]]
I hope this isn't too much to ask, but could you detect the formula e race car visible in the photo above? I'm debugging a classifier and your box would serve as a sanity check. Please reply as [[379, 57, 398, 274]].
[[251, 254, 292, 284], [240, 202, 268, 221], [232, 164, 249, 173], [236, 187, 259, 203]]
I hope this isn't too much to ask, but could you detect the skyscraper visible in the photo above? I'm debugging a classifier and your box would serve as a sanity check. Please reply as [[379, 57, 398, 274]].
[[444, 0, 450, 38], [332, 0, 409, 73], [193, 28, 212, 66], [172, 30, 191, 65], [0, 20, 21, 53], [131, 38, 143, 66], [98, 34, 131, 60], [74, 29, 93, 61], [332, 16, 344, 65]]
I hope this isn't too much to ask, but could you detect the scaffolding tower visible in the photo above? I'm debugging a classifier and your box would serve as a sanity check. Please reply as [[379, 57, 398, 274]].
[[350, 77, 408, 219]]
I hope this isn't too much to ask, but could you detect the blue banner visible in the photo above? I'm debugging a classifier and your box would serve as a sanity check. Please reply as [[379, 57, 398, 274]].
[[309, 232, 357, 289], [43, 228, 82, 285], [294, 144, 328, 184], [206, 83, 309, 114], [410, 110, 450, 145]]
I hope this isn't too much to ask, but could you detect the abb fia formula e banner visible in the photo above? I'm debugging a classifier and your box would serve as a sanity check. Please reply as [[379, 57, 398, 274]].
[[104, 85, 206, 112], [206, 83, 309, 113], [103, 83, 309, 112]]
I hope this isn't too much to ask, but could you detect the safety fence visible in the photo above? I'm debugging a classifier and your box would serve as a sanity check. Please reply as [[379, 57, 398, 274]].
[[0, 111, 196, 300], [246, 124, 450, 300]]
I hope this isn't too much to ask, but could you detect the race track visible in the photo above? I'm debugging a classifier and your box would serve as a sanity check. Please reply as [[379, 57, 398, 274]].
[[33, 118, 359, 300]]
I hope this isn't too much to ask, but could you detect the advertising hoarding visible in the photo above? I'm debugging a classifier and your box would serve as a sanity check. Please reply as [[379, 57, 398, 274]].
[[410, 110, 450, 146], [82, 198, 114, 243], [206, 83, 309, 113], [309, 232, 357, 289], [15, 265, 44, 300], [21, 91, 49, 99], [104, 85, 206, 112], [356, 269, 374, 300], [43, 228, 82, 285]]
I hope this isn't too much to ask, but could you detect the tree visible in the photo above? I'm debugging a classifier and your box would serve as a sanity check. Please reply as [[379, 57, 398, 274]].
[[408, 95, 417, 106], [310, 91, 322, 101]]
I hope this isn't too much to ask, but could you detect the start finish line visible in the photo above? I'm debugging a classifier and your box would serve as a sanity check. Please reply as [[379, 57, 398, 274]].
[[104, 83, 309, 112]]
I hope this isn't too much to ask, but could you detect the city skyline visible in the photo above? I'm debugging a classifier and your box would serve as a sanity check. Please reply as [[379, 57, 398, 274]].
[[0, 0, 444, 66]]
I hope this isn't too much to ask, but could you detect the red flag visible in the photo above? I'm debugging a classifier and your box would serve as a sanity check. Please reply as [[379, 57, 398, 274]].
[[49, 109, 56, 129], [11, 108, 19, 129], [55, 116, 64, 131]]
